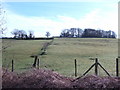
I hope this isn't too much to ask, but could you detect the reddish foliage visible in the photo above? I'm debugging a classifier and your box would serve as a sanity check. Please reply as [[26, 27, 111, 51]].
[[2, 68, 72, 88], [72, 75, 120, 88], [2, 68, 120, 89]]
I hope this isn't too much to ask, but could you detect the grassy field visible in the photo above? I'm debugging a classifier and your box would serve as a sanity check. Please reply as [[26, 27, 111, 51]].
[[2, 39, 51, 72], [2, 38, 118, 77]]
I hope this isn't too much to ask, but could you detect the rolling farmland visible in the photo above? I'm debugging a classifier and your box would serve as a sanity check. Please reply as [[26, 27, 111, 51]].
[[2, 38, 118, 77]]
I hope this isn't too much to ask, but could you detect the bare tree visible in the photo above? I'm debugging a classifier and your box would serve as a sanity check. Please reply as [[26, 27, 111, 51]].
[[11, 29, 19, 38], [0, 1, 7, 52], [111, 31, 116, 38], [77, 28, 83, 37], [45, 32, 50, 38], [18, 30, 26, 39], [60, 29, 71, 37], [60, 28, 83, 38], [11, 29, 27, 39], [0, 1, 7, 35]]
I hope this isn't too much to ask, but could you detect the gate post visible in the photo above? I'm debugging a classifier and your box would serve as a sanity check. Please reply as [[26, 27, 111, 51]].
[[95, 58, 98, 76], [37, 58, 40, 69], [74, 59, 77, 77], [12, 60, 14, 72], [116, 58, 119, 77], [33, 56, 38, 67]]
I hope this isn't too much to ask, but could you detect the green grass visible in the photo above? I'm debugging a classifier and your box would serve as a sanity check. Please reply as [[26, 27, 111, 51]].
[[2, 38, 118, 77], [2, 39, 51, 72]]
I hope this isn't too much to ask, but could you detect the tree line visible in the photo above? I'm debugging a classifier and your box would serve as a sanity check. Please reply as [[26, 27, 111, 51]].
[[11, 29, 51, 39], [11, 29, 35, 39], [60, 28, 116, 38], [11, 28, 117, 39]]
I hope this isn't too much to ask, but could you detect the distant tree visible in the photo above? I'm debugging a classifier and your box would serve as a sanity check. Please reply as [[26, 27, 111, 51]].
[[29, 30, 34, 39], [76, 28, 83, 37], [25, 34, 28, 39], [11, 29, 27, 39], [97, 29, 103, 38], [60, 28, 116, 38], [18, 30, 26, 39], [11, 29, 19, 38], [45, 32, 50, 38], [60, 29, 69, 37], [111, 31, 116, 38], [82, 28, 116, 38], [82, 28, 105, 38], [60, 28, 83, 38]]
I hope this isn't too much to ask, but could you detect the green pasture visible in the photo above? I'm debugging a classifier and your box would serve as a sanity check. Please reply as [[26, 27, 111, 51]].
[[2, 38, 118, 77], [2, 39, 50, 72]]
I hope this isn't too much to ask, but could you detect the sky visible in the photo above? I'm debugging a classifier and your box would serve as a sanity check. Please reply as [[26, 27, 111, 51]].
[[2, 0, 119, 37]]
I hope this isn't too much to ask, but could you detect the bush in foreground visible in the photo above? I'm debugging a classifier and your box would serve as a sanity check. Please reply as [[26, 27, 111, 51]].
[[2, 68, 120, 89]]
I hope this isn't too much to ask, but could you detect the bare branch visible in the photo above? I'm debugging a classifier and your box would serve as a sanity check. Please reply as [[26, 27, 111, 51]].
[[0, 1, 7, 35]]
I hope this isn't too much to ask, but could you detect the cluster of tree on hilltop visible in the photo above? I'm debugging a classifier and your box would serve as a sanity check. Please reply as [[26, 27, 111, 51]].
[[10, 28, 117, 39], [11, 29, 35, 39], [11, 29, 51, 39], [60, 28, 116, 38]]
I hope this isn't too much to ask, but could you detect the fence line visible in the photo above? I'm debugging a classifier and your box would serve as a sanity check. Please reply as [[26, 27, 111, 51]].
[[30, 40, 54, 68], [83, 58, 111, 77], [10, 57, 119, 78], [74, 58, 111, 80]]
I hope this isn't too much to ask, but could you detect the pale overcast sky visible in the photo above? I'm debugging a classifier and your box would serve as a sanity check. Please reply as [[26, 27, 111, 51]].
[[2, 0, 119, 37]]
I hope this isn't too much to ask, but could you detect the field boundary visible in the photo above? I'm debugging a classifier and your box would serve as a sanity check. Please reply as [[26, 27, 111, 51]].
[[2, 37, 54, 40], [30, 40, 54, 68], [10, 57, 120, 78]]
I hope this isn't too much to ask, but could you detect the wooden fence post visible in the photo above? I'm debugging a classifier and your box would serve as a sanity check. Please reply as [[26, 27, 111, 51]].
[[12, 60, 14, 72], [95, 58, 98, 76], [74, 59, 77, 77], [116, 58, 119, 77], [33, 56, 38, 67], [37, 58, 39, 69]]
